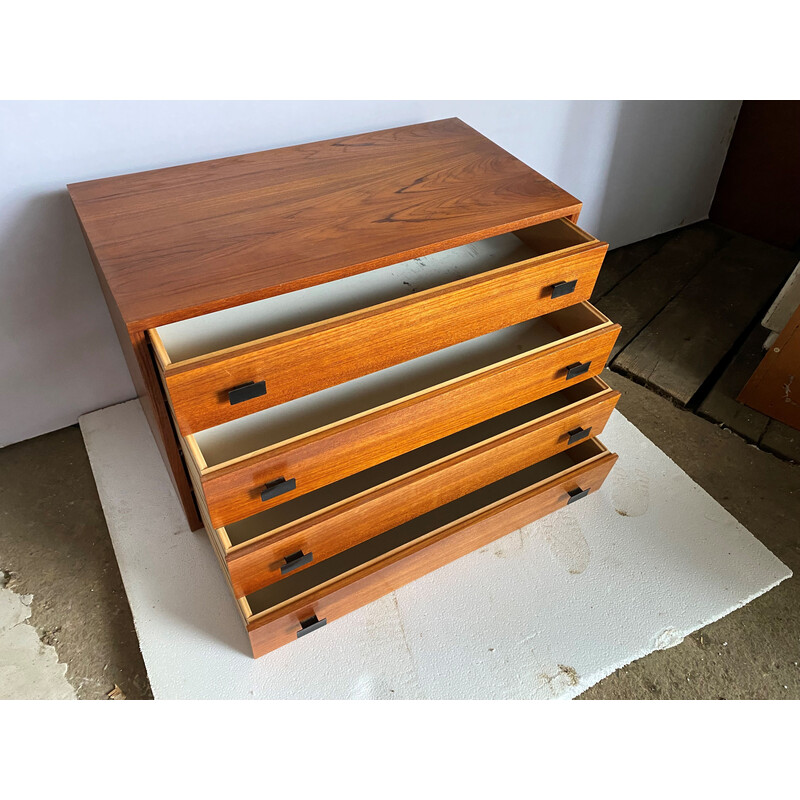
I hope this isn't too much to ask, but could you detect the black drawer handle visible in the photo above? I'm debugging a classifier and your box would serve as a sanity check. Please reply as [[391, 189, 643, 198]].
[[565, 361, 591, 380], [567, 487, 590, 505], [280, 549, 314, 575], [551, 279, 577, 299], [228, 380, 266, 405], [567, 426, 592, 445], [297, 614, 327, 638], [260, 477, 296, 502]]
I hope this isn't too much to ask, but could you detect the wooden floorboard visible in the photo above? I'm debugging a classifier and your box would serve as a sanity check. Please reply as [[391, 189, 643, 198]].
[[595, 223, 732, 358], [696, 322, 800, 461], [591, 228, 676, 300], [761, 419, 800, 462], [613, 233, 798, 406], [696, 324, 772, 442]]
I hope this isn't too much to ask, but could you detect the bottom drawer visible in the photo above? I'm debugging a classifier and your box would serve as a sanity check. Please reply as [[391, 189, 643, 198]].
[[241, 437, 617, 658]]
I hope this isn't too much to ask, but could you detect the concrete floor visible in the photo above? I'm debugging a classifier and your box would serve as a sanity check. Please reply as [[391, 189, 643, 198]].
[[0, 371, 797, 699], [0, 426, 151, 699], [580, 373, 799, 699]]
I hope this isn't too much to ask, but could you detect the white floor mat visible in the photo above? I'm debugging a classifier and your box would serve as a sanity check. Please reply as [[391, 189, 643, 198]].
[[79, 400, 791, 699]]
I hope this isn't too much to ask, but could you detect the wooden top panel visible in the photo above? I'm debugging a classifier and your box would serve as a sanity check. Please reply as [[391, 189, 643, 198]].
[[68, 118, 580, 331]]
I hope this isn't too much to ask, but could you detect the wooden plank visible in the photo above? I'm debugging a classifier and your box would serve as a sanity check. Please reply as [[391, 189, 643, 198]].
[[614, 233, 798, 406], [591, 227, 676, 300], [738, 301, 800, 430], [696, 324, 771, 442], [760, 420, 800, 462], [67, 118, 581, 331], [763, 261, 800, 335], [595, 222, 732, 358]]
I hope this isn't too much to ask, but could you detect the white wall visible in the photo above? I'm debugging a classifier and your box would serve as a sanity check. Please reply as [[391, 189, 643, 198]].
[[0, 100, 740, 447]]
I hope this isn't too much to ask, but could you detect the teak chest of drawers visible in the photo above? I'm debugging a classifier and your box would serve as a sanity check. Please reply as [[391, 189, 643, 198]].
[[69, 118, 621, 658]]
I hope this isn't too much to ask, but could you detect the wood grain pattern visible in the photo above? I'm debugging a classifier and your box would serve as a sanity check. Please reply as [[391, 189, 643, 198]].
[[67, 119, 581, 331], [224, 383, 619, 596], [246, 449, 618, 657], [73, 217, 203, 531], [696, 323, 772, 442], [157, 237, 607, 434], [594, 223, 731, 358], [613, 234, 796, 405], [738, 301, 800, 430], [591, 229, 674, 301], [193, 321, 620, 528]]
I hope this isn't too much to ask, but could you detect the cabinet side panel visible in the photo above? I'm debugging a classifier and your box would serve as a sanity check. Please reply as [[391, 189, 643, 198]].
[[74, 214, 203, 531]]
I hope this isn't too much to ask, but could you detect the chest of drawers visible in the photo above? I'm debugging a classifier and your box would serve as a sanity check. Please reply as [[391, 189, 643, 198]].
[[69, 118, 621, 658]]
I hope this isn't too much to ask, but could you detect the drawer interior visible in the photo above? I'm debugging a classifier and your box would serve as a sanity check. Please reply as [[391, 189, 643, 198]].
[[193, 302, 610, 468], [223, 377, 610, 547], [246, 439, 606, 616], [155, 217, 595, 364]]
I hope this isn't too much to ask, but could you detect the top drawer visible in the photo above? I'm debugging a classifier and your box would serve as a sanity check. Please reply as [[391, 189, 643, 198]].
[[149, 217, 607, 434]]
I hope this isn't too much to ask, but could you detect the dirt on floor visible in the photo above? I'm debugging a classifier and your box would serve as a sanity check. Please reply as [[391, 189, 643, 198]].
[[0, 371, 797, 699], [579, 372, 800, 699], [0, 425, 151, 699]]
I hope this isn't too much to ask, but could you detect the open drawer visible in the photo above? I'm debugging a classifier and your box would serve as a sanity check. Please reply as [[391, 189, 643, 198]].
[[150, 217, 608, 434], [183, 301, 620, 528], [215, 376, 619, 597], [238, 438, 617, 657]]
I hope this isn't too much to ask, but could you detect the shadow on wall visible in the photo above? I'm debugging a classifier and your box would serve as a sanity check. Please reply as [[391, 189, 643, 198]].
[[554, 100, 621, 236], [555, 100, 740, 248], [0, 190, 135, 447]]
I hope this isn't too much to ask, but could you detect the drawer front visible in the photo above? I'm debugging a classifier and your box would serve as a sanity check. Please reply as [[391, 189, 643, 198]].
[[155, 242, 607, 435], [226, 385, 620, 596], [246, 450, 617, 658], [196, 323, 620, 528]]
